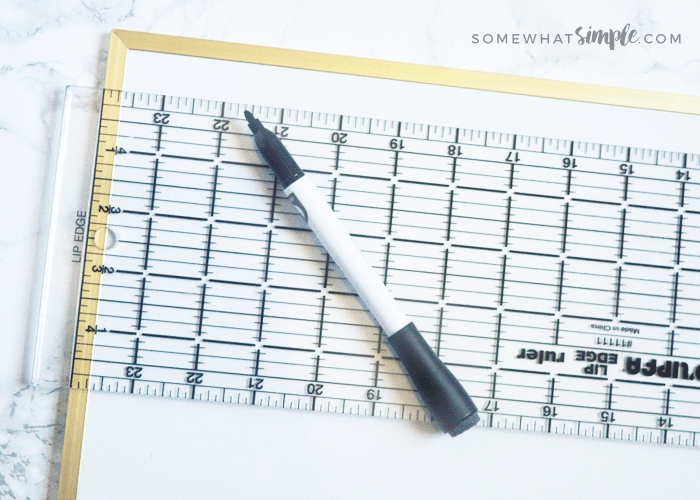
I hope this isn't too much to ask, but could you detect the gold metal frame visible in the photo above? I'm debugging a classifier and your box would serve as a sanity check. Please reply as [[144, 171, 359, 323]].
[[58, 28, 700, 500], [58, 33, 127, 500]]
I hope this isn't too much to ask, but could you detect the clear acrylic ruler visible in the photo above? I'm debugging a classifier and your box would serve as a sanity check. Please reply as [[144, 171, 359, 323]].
[[72, 89, 700, 447]]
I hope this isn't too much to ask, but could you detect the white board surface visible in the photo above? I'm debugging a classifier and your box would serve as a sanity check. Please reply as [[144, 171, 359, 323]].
[[75, 46, 700, 499]]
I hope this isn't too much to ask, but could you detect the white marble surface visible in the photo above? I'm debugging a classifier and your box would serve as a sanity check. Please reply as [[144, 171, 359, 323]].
[[1, 1, 700, 498]]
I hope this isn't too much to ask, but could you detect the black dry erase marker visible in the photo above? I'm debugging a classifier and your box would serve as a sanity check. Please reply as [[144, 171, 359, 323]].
[[245, 111, 479, 436]]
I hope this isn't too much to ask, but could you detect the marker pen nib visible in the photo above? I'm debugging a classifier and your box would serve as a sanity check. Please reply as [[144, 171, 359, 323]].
[[244, 110, 263, 133]]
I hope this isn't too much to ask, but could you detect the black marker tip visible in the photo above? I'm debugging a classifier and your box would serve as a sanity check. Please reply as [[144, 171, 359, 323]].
[[244, 110, 263, 133]]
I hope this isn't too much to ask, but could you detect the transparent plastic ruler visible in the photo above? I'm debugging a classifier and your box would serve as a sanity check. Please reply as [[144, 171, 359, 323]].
[[72, 89, 700, 446]]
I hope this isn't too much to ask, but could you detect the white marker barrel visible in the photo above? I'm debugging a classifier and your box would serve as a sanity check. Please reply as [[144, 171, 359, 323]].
[[284, 176, 409, 336], [246, 111, 479, 435]]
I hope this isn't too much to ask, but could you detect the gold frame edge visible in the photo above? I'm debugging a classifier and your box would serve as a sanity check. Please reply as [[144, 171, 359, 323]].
[[57, 31, 128, 500], [114, 29, 700, 115]]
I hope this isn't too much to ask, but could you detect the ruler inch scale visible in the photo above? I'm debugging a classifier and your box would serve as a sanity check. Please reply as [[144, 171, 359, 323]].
[[71, 89, 700, 449]]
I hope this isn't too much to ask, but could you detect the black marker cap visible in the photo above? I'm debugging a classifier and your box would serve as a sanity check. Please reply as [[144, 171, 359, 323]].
[[388, 323, 479, 436], [244, 111, 304, 188]]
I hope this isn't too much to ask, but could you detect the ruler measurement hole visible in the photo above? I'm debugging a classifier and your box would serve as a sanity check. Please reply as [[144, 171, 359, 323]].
[[94, 226, 119, 250]]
